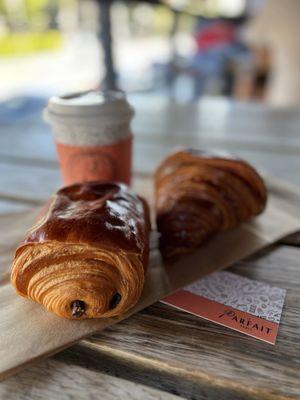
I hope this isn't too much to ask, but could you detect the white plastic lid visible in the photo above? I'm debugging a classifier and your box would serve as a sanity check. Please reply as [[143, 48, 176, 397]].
[[44, 90, 134, 146], [47, 90, 134, 118]]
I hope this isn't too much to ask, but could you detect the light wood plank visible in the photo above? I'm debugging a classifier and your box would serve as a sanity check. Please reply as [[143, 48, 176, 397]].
[[0, 199, 31, 214], [1, 121, 300, 163], [0, 163, 60, 202], [1, 96, 300, 198], [1, 96, 300, 179], [0, 162, 149, 203], [131, 96, 300, 145], [0, 358, 182, 400], [2, 118, 300, 162], [0, 143, 300, 208], [133, 142, 300, 186]]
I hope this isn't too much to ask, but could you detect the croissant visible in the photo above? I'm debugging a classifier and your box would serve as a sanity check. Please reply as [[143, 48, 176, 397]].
[[11, 182, 150, 319], [155, 149, 267, 258]]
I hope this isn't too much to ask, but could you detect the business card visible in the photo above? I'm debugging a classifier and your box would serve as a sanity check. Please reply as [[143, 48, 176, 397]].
[[162, 271, 286, 344]]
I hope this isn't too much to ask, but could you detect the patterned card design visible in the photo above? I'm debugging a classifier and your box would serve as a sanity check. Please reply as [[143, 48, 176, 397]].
[[162, 271, 286, 344]]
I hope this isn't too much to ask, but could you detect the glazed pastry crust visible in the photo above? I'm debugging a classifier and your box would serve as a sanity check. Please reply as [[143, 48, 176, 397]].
[[155, 149, 267, 258], [11, 182, 150, 319]]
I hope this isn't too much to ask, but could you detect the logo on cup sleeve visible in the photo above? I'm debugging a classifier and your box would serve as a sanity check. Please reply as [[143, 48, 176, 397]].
[[66, 151, 115, 182]]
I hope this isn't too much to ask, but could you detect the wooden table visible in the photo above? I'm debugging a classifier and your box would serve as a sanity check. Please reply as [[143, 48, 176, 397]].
[[0, 95, 299, 399]]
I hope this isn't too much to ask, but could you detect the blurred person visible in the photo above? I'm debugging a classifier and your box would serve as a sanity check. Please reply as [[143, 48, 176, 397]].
[[190, 17, 251, 99]]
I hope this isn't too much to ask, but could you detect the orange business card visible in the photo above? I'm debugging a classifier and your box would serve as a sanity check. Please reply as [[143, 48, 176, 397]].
[[162, 271, 286, 345]]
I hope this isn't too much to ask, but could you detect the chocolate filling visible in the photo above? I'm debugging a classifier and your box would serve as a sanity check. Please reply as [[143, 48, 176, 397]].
[[71, 300, 86, 318], [109, 293, 122, 310]]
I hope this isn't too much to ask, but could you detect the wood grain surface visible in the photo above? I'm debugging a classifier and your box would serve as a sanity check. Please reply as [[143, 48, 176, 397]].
[[0, 358, 182, 400], [0, 96, 300, 399], [73, 245, 300, 400]]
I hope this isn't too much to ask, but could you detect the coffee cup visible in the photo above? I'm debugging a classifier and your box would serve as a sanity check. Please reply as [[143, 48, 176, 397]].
[[44, 90, 134, 185]]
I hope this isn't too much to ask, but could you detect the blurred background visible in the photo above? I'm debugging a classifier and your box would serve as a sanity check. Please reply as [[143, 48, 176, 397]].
[[1, 0, 299, 106], [1, 0, 300, 211]]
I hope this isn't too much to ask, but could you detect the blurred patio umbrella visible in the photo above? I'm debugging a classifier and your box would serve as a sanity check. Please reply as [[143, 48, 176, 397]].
[[96, 0, 163, 90]]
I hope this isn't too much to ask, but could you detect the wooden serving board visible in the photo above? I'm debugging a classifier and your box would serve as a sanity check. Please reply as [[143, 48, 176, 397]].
[[0, 176, 300, 382]]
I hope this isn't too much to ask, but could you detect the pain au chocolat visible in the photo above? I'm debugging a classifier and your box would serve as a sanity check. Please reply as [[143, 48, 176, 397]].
[[155, 149, 267, 258], [11, 182, 150, 319]]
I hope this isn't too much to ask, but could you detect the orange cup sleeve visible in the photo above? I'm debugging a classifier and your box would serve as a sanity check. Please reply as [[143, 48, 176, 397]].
[[55, 135, 132, 186]]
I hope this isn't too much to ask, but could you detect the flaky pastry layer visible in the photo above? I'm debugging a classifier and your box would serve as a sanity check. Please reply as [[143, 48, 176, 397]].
[[155, 149, 267, 258], [12, 242, 144, 319], [11, 182, 150, 319]]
